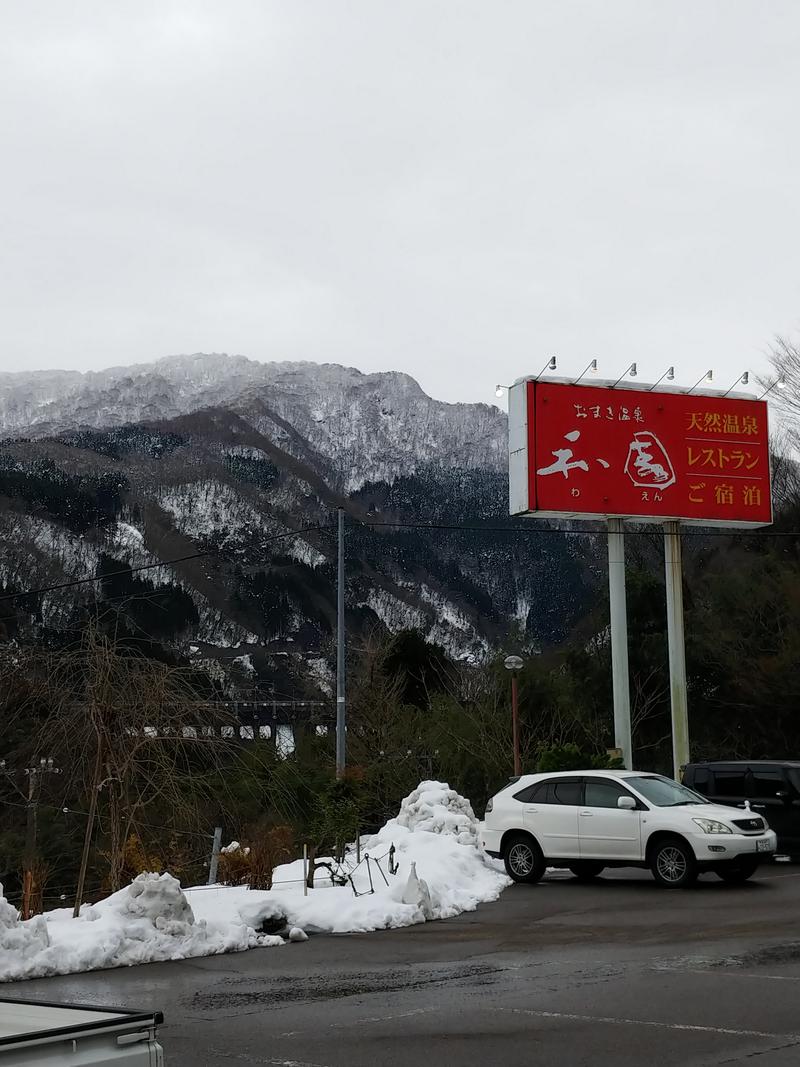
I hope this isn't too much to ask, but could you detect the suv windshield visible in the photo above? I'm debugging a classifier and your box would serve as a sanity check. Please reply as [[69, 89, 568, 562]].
[[629, 775, 706, 806]]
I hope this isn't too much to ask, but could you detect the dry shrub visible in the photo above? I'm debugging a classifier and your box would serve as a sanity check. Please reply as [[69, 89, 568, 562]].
[[22, 859, 50, 918], [218, 846, 250, 886], [249, 824, 294, 891], [99, 832, 163, 892], [218, 824, 295, 890]]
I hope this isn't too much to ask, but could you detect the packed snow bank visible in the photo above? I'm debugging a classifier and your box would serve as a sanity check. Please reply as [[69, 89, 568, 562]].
[[0, 873, 281, 983], [1, 782, 509, 982], [188, 781, 509, 936]]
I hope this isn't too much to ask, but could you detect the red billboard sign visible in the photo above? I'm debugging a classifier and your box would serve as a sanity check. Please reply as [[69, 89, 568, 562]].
[[508, 381, 772, 526]]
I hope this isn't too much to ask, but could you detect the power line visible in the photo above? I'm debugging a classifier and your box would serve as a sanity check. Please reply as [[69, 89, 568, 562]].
[[0, 797, 219, 840]]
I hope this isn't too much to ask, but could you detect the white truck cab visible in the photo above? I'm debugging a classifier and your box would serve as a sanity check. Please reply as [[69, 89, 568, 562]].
[[481, 769, 777, 888]]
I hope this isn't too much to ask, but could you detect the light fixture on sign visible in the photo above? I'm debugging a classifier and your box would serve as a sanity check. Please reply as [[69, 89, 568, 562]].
[[721, 371, 750, 398], [758, 378, 787, 400], [573, 358, 598, 385], [534, 355, 557, 379], [648, 366, 676, 391], [495, 385, 506, 398], [611, 362, 637, 388], [688, 369, 713, 395]]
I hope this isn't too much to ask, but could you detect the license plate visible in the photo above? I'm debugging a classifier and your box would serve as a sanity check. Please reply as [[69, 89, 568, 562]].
[[757, 839, 772, 853]]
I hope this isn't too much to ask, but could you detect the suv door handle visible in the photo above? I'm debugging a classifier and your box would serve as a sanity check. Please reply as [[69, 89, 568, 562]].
[[579, 810, 593, 817], [523, 806, 538, 814]]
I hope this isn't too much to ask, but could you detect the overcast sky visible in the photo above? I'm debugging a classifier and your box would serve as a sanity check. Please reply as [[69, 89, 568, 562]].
[[2, 2, 798, 403]]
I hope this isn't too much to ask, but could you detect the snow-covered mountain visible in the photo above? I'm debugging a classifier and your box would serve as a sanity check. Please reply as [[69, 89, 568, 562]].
[[0, 355, 593, 696], [0, 354, 506, 491]]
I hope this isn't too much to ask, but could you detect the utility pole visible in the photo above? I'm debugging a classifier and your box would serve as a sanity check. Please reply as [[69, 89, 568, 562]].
[[503, 656, 524, 776], [336, 507, 346, 778], [1, 758, 61, 919]]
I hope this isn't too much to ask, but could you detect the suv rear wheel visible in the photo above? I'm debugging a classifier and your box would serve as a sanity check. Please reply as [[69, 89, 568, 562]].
[[503, 833, 546, 884], [649, 837, 698, 889], [568, 862, 605, 881], [716, 858, 759, 884]]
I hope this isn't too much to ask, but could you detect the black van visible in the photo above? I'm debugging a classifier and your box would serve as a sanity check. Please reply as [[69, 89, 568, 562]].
[[682, 761, 800, 859]]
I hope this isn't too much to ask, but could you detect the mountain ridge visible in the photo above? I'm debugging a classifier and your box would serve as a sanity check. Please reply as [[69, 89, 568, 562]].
[[0, 353, 506, 492], [0, 354, 592, 699]]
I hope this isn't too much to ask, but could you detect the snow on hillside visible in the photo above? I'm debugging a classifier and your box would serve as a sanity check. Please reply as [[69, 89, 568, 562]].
[[0, 354, 506, 488], [157, 481, 265, 543], [0, 782, 508, 981], [364, 588, 427, 633]]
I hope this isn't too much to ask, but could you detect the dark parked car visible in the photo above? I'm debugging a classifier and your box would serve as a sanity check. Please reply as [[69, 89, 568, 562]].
[[682, 761, 800, 859]]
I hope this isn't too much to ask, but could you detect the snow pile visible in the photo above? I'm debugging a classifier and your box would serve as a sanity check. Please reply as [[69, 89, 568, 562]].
[[188, 780, 509, 936], [0, 884, 51, 976], [392, 780, 480, 845], [0, 873, 281, 983], [1, 782, 508, 982], [221, 840, 250, 856]]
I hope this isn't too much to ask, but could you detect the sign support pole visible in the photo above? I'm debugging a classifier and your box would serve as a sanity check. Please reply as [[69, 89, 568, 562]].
[[664, 520, 690, 779], [336, 507, 346, 779], [607, 518, 633, 770]]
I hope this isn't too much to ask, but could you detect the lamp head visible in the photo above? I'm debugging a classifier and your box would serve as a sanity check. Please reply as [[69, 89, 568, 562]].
[[504, 655, 524, 671]]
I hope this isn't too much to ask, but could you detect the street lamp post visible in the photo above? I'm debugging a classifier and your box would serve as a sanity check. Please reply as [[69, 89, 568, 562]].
[[503, 655, 524, 776]]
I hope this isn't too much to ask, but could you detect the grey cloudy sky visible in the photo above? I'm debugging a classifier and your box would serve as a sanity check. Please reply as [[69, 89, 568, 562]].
[[2, 1, 798, 403]]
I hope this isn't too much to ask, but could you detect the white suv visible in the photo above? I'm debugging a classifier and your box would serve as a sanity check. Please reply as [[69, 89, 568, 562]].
[[480, 769, 777, 888]]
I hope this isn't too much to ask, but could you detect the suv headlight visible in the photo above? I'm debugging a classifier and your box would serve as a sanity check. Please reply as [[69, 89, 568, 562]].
[[485, 798, 493, 814], [692, 818, 733, 835]]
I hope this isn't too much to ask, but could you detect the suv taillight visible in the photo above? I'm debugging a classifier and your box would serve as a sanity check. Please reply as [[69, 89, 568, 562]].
[[485, 798, 493, 814]]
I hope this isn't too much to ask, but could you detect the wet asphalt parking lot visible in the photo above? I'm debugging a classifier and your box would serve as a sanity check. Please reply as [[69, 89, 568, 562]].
[[10, 865, 800, 1066]]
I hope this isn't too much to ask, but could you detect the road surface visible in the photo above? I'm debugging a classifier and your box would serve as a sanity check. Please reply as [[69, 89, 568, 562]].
[[11, 866, 800, 1066]]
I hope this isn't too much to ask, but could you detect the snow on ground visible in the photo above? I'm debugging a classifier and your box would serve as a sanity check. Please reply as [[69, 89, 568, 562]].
[[0, 873, 279, 983], [0, 782, 508, 982]]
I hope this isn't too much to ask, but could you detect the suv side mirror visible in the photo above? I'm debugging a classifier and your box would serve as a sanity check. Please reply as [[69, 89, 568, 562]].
[[617, 796, 637, 810]]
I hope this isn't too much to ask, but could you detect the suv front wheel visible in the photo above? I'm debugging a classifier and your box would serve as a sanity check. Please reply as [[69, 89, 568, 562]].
[[503, 833, 546, 884], [649, 837, 698, 889]]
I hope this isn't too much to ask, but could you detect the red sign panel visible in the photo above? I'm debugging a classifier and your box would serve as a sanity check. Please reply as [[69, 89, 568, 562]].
[[513, 381, 771, 526]]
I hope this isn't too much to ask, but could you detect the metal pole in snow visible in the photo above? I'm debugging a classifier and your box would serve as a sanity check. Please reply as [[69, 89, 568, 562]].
[[303, 844, 308, 896], [664, 521, 690, 779], [336, 507, 346, 778], [207, 826, 222, 885], [607, 518, 633, 770]]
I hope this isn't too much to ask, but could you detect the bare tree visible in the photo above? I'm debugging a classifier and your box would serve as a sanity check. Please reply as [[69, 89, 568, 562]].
[[1, 623, 257, 910], [764, 336, 800, 426]]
